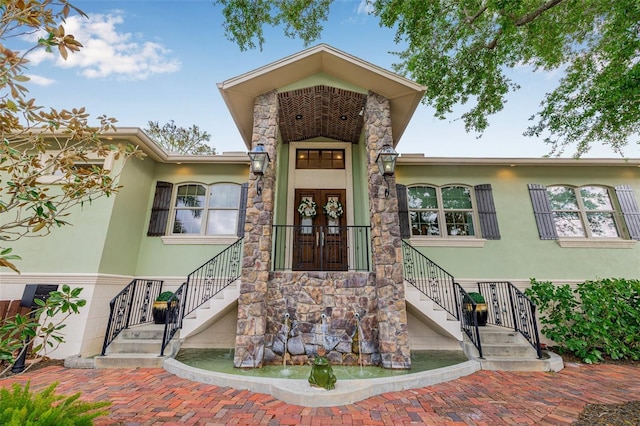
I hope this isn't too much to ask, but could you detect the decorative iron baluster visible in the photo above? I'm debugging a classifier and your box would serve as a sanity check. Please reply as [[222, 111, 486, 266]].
[[516, 292, 531, 339], [477, 281, 543, 358], [488, 283, 503, 326], [113, 287, 129, 333], [102, 279, 163, 355], [140, 281, 153, 323], [401, 241, 457, 318], [183, 238, 244, 317]]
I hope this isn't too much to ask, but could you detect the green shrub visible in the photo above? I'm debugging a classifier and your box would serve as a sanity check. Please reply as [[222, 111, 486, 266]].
[[0, 382, 110, 426], [464, 292, 485, 304], [526, 278, 640, 364], [155, 291, 174, 302]]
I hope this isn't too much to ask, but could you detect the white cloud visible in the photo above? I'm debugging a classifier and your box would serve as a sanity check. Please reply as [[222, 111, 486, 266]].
[[25, 74, 56, 86], [26, 12, 180, 80], [357, 0, 374, 15]]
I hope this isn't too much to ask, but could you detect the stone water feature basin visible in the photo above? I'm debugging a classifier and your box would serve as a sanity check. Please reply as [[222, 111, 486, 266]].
[[165, 349, 480, 407]]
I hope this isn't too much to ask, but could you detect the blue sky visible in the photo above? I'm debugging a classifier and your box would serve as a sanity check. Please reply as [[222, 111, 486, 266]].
[[16, 0, 639, 158]]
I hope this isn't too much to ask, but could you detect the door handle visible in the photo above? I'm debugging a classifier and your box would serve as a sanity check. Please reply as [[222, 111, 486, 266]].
[[320, 231, 325, 247], [316, 231, 319, 247]]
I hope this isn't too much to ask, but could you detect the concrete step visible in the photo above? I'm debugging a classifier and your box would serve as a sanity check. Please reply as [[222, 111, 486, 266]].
[[99, 323, 181, 368], [180, 283, 239, 339], [404, 282, 462, 341], [94, 353, 168, 368], [120, 325, 166, 340], [106, 338, 163, 354], [480, 343, 538, 357], [462, 334, 564, 372], [476, 328, 523, 344], [479, 354, 564, 372]]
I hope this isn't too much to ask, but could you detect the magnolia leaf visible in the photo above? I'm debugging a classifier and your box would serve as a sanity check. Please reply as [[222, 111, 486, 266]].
[[0, 257, 20, 273], [31, 221, 46, 233], [58, 43, 68, 60]]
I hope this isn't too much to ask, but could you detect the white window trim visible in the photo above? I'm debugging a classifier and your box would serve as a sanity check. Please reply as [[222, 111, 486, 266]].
[[548, 185, 624, 240], [36, 151, 115, 184], [409, 237, 487, 248], [408, 184, 480, 239], [169, 182, 241, 238], [556, 239, 636, 248], [161, 235, 240, 245]]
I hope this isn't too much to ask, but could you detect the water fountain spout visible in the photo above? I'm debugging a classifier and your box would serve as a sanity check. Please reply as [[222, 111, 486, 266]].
[[282, 313, 291, 375], [320, 313, 327, 351], [354, 312, 364, 372]]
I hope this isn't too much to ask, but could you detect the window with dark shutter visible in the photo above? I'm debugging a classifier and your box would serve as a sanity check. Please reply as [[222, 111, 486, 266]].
[[396, 183, 411, 239], [147, 181, 173, 236], [237, 182, 249, 237], [474, 184, 500, 240], [528, 184, 558, 240], [615, 185, 640, 240]]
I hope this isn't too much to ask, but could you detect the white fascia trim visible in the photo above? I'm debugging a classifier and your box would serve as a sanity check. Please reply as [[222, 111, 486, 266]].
[[397, 155, 640, 167], [556, 239, 637, 248], [161, 235, 240, 245], [408, 238, 487, 248]]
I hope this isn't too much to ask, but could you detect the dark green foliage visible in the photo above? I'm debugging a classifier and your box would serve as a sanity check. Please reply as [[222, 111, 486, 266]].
[[0, 382, 110, 425], [216, 0, 640, 156], [155, 291, 174, 302], [1, 285, 87, 366], [464, 292, 485, 304], [526, 278, 640, 364], [145, 120, 215, 155]]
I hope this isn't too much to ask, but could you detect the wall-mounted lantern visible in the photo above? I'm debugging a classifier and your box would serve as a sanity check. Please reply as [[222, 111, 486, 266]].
[[248, 143, 270, 195], [375, 144, 398, 198]]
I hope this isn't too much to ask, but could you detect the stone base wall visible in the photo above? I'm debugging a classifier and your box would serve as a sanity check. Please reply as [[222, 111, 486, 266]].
[[262, 271, 380, 366]]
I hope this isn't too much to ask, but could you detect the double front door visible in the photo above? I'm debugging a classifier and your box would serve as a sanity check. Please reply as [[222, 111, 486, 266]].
[[293, 189, 347, 271]]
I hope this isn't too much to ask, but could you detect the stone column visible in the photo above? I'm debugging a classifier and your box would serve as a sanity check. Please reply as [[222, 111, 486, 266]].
[[364, 91, 411, 369], [234, 91, 278, 368]]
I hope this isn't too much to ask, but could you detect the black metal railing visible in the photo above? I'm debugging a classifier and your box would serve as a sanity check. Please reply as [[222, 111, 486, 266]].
[[182, 237, 244, 317], [477, 281, 543, 358], [272, 225, 371, 271], [401, 240, 457, 317], [159, 238, 244, 354], [160, 283, 185, 356], [455, 282, 483, 358], [101, 279, 163, 355]]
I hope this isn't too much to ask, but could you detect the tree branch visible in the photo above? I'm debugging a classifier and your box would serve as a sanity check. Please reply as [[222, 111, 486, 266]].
[[465, 5, 488, 25], [485, 0, 566, 49], [516, 0, 566, 27]]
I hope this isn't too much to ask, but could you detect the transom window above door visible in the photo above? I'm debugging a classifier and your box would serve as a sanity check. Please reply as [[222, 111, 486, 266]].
[[296, 149, 345, 169]]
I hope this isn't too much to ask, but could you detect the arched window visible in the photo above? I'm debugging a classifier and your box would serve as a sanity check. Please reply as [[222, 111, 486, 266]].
[[172, 183, 241, 235]]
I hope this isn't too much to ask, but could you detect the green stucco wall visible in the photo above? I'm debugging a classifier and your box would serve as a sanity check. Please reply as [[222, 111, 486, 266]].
[[352, 136, 370, 225], [396, 163, 640, 282], [274, 141, 288, 226], [134, 162, 249, 277], [4, 162, 124, 273], [99, 156, 155, 275]]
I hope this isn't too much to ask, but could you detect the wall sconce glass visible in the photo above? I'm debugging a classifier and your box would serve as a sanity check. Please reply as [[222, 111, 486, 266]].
[[376, 144, 398, 198], [248, 143, 270, 195]]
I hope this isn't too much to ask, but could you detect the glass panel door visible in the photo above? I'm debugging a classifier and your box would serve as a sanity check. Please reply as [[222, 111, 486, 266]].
[[293, 189, 347, 271]]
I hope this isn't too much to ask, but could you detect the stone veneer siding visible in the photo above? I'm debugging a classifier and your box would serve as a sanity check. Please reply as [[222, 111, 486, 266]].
[[234, 91, 278, 368], [364, 91, 411, 369], [263, 272, 379, 366]]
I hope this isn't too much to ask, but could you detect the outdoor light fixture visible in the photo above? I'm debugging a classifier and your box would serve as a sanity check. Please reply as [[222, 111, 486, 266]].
[[376, 143, 398, 198], [248, 143, 270, 195]]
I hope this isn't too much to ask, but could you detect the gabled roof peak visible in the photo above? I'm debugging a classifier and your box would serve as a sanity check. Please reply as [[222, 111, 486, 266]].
[[218, 44, 425, 148]]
